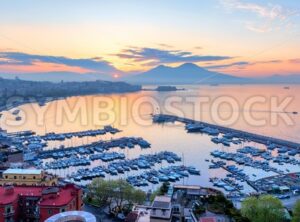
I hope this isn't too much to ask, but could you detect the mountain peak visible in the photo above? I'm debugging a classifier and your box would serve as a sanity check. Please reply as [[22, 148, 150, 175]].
[[178, 63, 199, 68], [124, 62, 242, 84], [156, 64, 168, 69]]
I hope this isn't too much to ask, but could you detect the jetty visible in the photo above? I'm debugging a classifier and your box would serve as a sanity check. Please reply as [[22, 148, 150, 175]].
[[152, 114, 300, 150], [38, 137, 150, 158]]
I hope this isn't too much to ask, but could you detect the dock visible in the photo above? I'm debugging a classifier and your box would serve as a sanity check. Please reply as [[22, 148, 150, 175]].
[[38, 137, 149, 157], [211, 160, 259, 192], [152, 114, 300, 150], [6, 130, 36, 137]]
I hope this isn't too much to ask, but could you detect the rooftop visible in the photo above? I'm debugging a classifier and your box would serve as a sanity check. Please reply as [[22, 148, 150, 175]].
[[3, 168, 42, 175], [152, 196, 171, 209], [151, 196, 172, 219], [45, 211, 96, 222], [0, 184, 80, 206], [132, 206, 151, 222], [0, 186, 43, 205]]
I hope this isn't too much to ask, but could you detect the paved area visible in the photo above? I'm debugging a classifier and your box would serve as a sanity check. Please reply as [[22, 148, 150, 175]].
[[83, 204, 117, 222]]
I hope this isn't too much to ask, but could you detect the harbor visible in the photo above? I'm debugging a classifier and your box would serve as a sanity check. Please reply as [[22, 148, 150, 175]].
[[0, 90, 300, 209], [1, 124, 201, 189], [153, 114, 300, 149], [152, 114, 300, 201]]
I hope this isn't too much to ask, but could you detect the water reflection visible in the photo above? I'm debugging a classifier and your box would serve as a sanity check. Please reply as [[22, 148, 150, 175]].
[[0, 84, 299, 193]]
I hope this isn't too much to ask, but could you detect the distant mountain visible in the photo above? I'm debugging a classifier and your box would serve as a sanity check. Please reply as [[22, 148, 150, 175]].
[[0, 72, 114, 82], [123, 63, 247, 84], [1, 65, 299, 84]]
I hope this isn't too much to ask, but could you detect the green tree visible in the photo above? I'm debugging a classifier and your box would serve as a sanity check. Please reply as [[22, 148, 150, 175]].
[[159, 182, 170, 194], [87, 178, 113, 207], [241, 195, 285, 222], [131, 189, 147, 205], [292, 200, 300, 222], [86, 178, 146, 213]]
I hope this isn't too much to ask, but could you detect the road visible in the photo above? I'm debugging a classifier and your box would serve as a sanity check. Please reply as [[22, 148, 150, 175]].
[[281, 195, 300, 210]]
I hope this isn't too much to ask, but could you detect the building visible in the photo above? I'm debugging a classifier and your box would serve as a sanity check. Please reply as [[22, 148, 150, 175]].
[[199, 211, 230, 222], [45, 211, 96, 222], [0, 184, 83, 222], [150, 196, 172, 221], [0, 168, 58, 186], [128, 196, 172, 222], [127, 185, 224, 222]]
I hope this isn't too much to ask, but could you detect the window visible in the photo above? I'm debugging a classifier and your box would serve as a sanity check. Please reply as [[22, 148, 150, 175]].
[[6, 207, 11, 213], [61, 208, 66, 212], [5, 176, 8, 179], [14, 176, 17, 179], [48, 209, 52, 215], [5, 205, 13, 216], [33, 176, 36, 179]]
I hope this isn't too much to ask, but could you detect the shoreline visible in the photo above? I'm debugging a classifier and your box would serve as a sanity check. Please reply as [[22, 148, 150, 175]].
[[0, 89, 142, 114]]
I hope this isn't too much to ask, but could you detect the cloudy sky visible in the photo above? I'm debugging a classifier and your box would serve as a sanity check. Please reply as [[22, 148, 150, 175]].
[[0, 0, 299, 77]]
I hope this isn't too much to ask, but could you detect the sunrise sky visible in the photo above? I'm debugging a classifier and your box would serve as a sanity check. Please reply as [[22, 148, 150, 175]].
[[0, 0, 300, 77]]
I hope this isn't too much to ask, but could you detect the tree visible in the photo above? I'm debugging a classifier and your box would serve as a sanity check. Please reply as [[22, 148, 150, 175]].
[[86, 178, 146, 213], [241, 195, 285, 222], [159, 182, 170, 194], [292, 200, 300, 222], [86, 178, 114, 207], [131, 189, 147, 205]]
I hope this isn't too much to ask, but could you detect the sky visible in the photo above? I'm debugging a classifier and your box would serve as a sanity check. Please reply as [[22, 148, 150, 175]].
[[0, 0, 300, 78]]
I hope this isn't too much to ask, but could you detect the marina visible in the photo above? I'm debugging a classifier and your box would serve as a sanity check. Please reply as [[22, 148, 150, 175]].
[[153, 114, 300, 149], [1, 85, 300, 206], [153, 114, 300, 198]]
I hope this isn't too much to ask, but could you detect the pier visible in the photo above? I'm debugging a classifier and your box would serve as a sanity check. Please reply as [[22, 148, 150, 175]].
[[153, 114, 300, 150], [6, 130, 36, 137], [211, 160, 259, 192], [38, 137, 150, 157]]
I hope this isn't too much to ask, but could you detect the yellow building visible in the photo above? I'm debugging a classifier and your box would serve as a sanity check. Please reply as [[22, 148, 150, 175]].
[[0, 169, 58, 186]]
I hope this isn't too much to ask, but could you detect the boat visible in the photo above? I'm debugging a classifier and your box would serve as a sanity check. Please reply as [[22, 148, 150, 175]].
[[187, 166, 200, 175], [209, 164, 220, 169], [148, 177, 159, 184], [277, 147, 288, 153], [267, 143, 277, 150], [138, 139, 151, 148], [15, 116, 22, 121], [288, 150, 298, 156], [12, 109, 20, 115], [221, 139, 231, 146], [202, 127, 219, 136], [223, 133, 234, 139], [185, 123, 204, 132], [211, 137, 221, 144]]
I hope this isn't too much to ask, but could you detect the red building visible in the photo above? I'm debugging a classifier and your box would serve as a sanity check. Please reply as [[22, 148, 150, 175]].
[[0, 184, 83, 222]]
